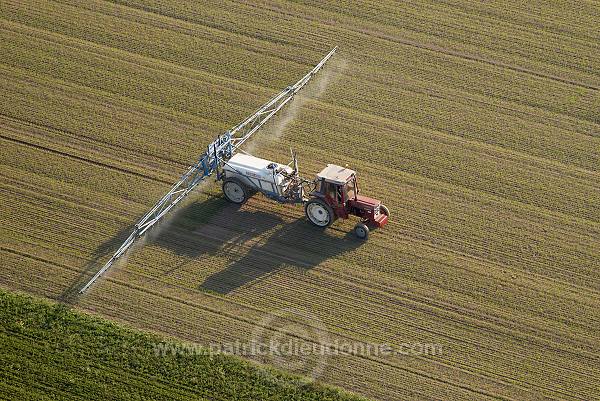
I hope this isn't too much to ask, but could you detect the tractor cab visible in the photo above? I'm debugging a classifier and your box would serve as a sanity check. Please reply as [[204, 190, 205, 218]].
[[314, 164, 357, 217], [305, 164, 389, 239]]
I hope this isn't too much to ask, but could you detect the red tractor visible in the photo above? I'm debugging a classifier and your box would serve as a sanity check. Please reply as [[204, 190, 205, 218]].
[[304, 164, 389, 239], [221, 154, 389, 240]]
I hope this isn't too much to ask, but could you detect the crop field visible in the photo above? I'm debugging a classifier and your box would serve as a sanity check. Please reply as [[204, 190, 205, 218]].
[[1, 1, 599, 400], [0, 289, 365, 401]]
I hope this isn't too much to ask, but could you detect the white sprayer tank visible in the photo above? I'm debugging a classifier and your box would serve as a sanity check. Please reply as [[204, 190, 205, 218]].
[[223, 154, 293, 196]]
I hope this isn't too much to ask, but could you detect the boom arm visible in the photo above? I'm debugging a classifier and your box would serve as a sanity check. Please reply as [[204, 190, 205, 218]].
[[79, 47, 338, 293]]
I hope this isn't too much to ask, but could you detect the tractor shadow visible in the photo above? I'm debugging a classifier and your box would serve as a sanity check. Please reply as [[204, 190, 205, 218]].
[[60, 193, 364, 301], [57, 194, 226, 304], [149, 196, 364, 294], [199, 218, 362, 294], [57, 224, 133, 305]]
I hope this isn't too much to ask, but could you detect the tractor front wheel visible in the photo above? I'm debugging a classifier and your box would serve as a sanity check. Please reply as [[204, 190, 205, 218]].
[[380, 204, 390, 217], [222, 178, 249, 204], [354, 223, 370, 240], [305, 198, 335, 227]]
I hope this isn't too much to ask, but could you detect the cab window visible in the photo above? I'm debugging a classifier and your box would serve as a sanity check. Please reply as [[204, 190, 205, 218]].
[[320, 181, 339, 203], [315, 179, 322, 193], [346, 179, 356, 200]]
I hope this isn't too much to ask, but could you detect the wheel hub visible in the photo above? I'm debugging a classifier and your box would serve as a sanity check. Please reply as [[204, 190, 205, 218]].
[[223, 181, 245, 203], [306, 203, 330, 226]]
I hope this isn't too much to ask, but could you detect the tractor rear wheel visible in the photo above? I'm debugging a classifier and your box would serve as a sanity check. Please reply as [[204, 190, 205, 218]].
[[305, 198, 335, 227], [380, 204, 390, 216], [354, 223, 370, 240], [222, 178, 249, 204]]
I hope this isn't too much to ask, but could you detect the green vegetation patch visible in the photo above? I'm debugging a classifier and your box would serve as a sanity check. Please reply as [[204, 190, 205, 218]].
[[0, 289, 365, 401]]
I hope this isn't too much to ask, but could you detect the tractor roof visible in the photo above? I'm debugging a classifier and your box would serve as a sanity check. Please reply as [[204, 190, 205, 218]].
[[317, 164, 355, 184]]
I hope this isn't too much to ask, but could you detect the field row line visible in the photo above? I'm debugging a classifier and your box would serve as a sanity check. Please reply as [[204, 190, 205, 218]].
[[89, 268, 597, 400], [430, 0, 600, 43], [0, 249, 505, 400], [0, 56, 224, 147], [247, 274, 599, 397], [0, 114, 181, 182], [102, 0, 600, 90], [10, 0, 596, 136], [236, 0, 599, 90], [3, 230, 596, 398], [3, 136, 596, 302], [7, 197, 592, 376], [1, 2, 306, 91], [298, 137, 600, 228], [152, 218, 600, 352], [0, 135, 171, 186], [4, 142, 598, 299], [165, 0, 599, 85], [239, 196, 600, 293], [3, 12, 596, 173], [0, 167, 152, 223], [0, 17, 274, 103], [313, 99, 600, 182], [11, 219, 596, 390], [317, 87, 600, 173]]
